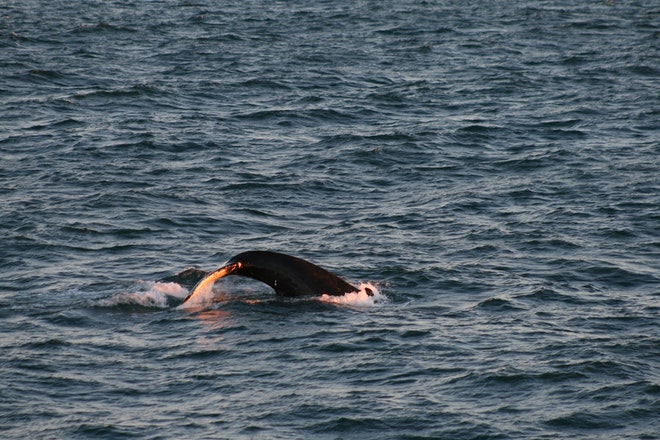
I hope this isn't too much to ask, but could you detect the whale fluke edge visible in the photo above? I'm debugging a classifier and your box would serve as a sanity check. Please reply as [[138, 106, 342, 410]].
[[181, 251, 361, 305]]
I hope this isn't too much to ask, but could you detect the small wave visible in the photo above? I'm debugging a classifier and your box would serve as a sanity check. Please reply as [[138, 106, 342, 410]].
[[99, 281, 188, 309], [318, 282, 385, 307], [471, 296, 524, 312]]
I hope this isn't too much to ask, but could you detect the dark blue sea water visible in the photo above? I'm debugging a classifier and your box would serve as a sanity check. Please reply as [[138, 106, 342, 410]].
[[2, 1, 659, 438]]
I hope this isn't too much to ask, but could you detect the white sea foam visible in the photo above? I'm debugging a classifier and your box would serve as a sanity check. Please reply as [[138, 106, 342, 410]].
[[100, 281, 189, 308], [318, 282, 385, 307]]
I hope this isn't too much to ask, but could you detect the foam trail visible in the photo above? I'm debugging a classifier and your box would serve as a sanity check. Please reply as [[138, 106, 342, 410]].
[[100, 281, 188, 308], [318, 282, 385, 307]]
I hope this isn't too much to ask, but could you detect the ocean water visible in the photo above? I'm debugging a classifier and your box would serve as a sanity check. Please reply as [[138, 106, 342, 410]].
[[1, 0, 659, 438]]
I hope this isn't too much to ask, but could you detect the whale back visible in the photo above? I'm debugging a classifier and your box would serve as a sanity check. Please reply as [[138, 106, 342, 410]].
[[160, 267, 209, 290]]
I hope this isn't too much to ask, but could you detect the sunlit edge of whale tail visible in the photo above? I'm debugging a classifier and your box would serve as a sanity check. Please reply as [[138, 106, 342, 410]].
[[180, 262, 242, 307]]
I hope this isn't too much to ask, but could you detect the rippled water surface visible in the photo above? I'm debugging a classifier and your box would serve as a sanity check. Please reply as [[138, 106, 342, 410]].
[[1, 1, 659, 438]]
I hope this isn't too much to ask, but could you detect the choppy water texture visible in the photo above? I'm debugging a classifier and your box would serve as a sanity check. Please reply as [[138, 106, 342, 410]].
[[1, 1, 659, 438]]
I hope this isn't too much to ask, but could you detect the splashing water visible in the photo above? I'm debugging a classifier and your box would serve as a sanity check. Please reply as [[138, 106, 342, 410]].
[[177, 280, 385, 310], [176, 280, 215, 310], [100, 282, 189, 308], [318, 282, 385, 307], [104, 278, 384, 310]]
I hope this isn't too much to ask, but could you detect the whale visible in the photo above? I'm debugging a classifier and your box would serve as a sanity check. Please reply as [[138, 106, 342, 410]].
[[181, 250, 361, 305], [160, 267, 209, 290]]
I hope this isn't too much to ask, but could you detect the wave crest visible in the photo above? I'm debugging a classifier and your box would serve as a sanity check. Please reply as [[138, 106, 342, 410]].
[[99, 282, 188, 308]]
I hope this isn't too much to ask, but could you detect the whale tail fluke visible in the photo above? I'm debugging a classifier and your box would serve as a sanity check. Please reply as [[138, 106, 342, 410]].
[[181, 251, 358, 306]]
